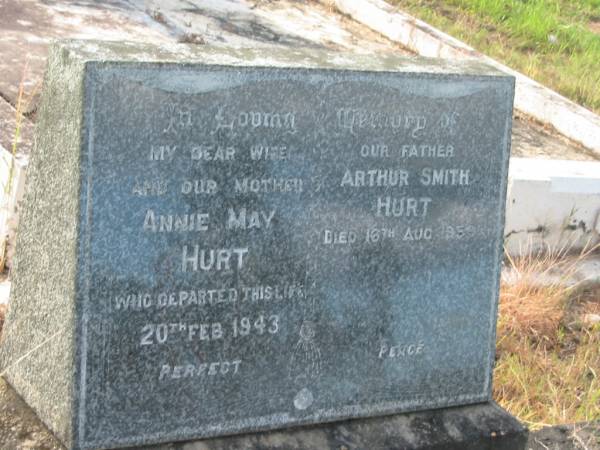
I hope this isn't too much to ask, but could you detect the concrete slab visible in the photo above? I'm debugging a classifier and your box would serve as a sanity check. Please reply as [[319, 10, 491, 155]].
[[0, 0, 174, 114], [145, 0, 410, 53], [505, 158, 600, 254], [0, 0, 410, 115], [512, 114, 599, 161]]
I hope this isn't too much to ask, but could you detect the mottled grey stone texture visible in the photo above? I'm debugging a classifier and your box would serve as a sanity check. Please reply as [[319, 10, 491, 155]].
[[0, 43, 85, 447], [0, 40, 514, 450]]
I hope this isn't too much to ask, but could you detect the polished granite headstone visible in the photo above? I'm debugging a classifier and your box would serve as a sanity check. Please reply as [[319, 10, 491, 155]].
[[0, 40, 514, 450]]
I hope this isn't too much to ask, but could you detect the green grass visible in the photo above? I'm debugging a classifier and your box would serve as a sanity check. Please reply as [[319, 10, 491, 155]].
[[393, 0, 600, 113]]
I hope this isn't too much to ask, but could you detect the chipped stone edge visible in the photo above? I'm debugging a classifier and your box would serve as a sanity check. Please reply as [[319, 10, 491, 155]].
[[335, 0, 600, 156]]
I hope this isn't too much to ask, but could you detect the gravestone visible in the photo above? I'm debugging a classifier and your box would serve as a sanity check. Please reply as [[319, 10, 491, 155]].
[[0, 40, 515, 450]]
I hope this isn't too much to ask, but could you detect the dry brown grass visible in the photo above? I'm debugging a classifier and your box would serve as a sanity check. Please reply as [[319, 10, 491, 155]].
[[499, 243, 588, 346], [494, 241, 600, 429]]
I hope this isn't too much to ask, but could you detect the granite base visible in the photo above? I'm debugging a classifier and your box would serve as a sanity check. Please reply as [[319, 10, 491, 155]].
[[143, 402, 528, 450]]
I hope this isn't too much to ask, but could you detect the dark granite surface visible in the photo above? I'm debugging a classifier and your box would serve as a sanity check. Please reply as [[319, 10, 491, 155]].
[[0, 41, 514, 449]]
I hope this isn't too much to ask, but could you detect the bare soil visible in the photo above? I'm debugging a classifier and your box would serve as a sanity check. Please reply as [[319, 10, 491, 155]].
[[0, 378, 63, 450]]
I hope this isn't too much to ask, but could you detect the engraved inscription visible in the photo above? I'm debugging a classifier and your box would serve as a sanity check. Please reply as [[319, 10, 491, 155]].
[[340, 169, 409, 188], [191, 144, 236, 161], [143, 210, 210, 233], [163, 104, 192, 135], [234, 178, 303, 194], [213, 108, 297, 134], [378, 340, 425, 359], [158, 360, 242, 381], [112, 284, 305, 311], [400, 144, 454, 159], [375, 196, 432, 218], [337, 108, 426, 137], [85, 65, 510, 442], [227, 208, 276, 230], [181, 246, 249, 272]]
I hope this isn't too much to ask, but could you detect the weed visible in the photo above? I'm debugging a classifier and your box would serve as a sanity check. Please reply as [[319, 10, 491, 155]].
[[494, 241, 600, 428]]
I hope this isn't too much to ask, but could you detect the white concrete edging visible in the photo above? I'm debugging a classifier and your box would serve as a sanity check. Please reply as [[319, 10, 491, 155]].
[[0, 145, 28, 269], [505, 158, 600, 255], [335, 0, 600, 156]]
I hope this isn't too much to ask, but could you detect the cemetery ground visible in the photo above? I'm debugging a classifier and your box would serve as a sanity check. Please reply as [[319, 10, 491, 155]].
[[390, 0, 600, 114]]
